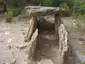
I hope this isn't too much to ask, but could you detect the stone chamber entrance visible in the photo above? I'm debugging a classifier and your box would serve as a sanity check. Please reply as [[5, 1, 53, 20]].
[[34, 16, 60, 64]]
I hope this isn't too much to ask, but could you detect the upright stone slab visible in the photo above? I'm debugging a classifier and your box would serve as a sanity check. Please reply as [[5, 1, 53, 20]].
[[24, 16, 37, 42], [27, 29, 38, 64], [59, 24, 68, 64], [55, 14, 63, 39]]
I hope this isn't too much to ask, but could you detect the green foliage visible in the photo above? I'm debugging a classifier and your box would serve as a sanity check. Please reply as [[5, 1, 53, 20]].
[[1, 0, 85, 17], [6, 0, 27, 8], [64, 0, 74, 8], [12, 8, 21, 17], [4, 11, 13, 22], [78, 14, 85, 23], [60, 3, 71, 16], [73, 0, 85, 14], [37, 0, 58, 6]]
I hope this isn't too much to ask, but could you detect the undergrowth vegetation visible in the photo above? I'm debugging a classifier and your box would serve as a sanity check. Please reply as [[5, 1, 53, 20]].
[[37, 0, 58, 6], [59, 3, 71, 17], [1, 0, 85, 22], [12, 8, 21, 17], [4, 11, 13, 22]]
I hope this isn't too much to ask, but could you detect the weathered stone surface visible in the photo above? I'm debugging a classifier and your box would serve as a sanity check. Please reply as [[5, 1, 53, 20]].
[[58, 24, 68, 64], [55, 14, 63, 39], [24, 16, 37, 42], [37, 59, 54, 64], [25, 6, 60, 16], [24, 6, 67, 64], [10, 59, 16, 64], [54, 15, 76, 64], [27, 29, 38, 62]]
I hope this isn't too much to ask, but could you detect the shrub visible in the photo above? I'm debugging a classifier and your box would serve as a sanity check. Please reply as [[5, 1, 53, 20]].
[[60, 3, 71, 16], [37, 0, 58, 6], [12, 8, 21, 17], [64, 0, 74, 8], [4, 11, 13, 22], [73, 0, 85, 15]]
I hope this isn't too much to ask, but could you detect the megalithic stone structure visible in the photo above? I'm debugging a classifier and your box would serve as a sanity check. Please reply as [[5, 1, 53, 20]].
[[24, 6, 68, 64]]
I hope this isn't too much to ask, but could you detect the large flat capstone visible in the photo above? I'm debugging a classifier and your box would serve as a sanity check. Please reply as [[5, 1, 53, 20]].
[[25, 6, 64, 16]]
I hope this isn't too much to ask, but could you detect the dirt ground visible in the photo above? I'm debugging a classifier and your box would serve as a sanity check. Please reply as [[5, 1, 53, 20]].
[[0, 15, 61, 64], [62, 17, 85, 64], [0, 15, 85, 64], [35, 15, 60, 64], [0, 17, 30, 64], [35, 30, 60, 64]]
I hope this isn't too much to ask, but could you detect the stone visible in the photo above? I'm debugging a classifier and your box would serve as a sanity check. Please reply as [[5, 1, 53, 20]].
[[79, 41, 83, 45], [5, 32, 10, 35], [59, 24, 68, 64], [22, 31, 25, 35], [27, 29, 38, 63], [7, 44, 11, 49], [25, 6, 60, 16], [8, 38, 12, 43], [10, 59, 16, 64], [24, 16, 37, 42], [37, 59, 54, 64], [15, 44, 27, 49]]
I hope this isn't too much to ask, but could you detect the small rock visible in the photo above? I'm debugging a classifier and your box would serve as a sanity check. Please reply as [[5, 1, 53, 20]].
[[37, 59, 54, 64], [5, 32, 10, 35], [7, 44, 10, 47], [7, 44, 11, 49], [15, 44, 27, 49], [8, 39, 12, 43], [22, 32, 25, 35], [11, 59, 16, 64], [24, 37, 30, 42]]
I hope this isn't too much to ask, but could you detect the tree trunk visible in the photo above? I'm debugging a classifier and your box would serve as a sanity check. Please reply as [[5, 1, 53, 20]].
[[3, 0, 7, 13]]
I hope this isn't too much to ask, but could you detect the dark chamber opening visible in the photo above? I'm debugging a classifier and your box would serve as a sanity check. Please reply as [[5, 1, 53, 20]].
[[34, 16, 60, 64]]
